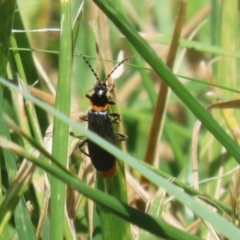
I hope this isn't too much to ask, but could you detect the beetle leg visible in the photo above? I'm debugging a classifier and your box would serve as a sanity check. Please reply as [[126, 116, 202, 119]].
[[79, 139, 89, 157]]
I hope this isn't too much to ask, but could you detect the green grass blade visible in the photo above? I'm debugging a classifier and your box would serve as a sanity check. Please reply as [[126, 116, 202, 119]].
[[0, 0, 16, 75], [72, 1, 84, 48], [139, 189, 165, 240], [12, 9, 39, 84], [14, 198, 36, 240], [95, 175, 130, 240], [12, 9, 49, 132], [50, 0, 72, 239], [0, 0, 17, 185]]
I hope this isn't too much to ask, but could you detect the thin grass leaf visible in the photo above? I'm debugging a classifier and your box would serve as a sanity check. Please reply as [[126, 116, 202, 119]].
[[0, 0, 16, 75], [72, 1, 84, 48], [139, 188, 167, 240], [50, 0, 72, 239]]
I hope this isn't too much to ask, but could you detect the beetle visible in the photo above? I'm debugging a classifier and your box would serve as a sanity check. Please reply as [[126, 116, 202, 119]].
[[79, 53, 132, 178]]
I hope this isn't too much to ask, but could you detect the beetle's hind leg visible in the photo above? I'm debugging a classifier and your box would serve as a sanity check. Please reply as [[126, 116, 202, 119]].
[[79, 139, 90, 157]]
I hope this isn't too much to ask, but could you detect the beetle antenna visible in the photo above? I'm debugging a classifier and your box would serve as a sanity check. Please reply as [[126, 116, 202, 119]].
[[79, 52, 101, 82], [104, 56, 134, 82]]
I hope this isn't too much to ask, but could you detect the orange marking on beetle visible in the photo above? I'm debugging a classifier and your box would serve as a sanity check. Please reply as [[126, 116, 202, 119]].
[[90, 102, 108, 111], [100, 163, 117, 178]]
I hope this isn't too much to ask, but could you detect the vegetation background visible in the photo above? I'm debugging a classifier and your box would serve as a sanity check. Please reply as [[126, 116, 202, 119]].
[[1, 0, 240, 239]]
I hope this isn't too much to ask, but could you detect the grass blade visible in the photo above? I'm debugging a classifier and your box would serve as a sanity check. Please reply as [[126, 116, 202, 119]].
[[50, 0, 72, 239]]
